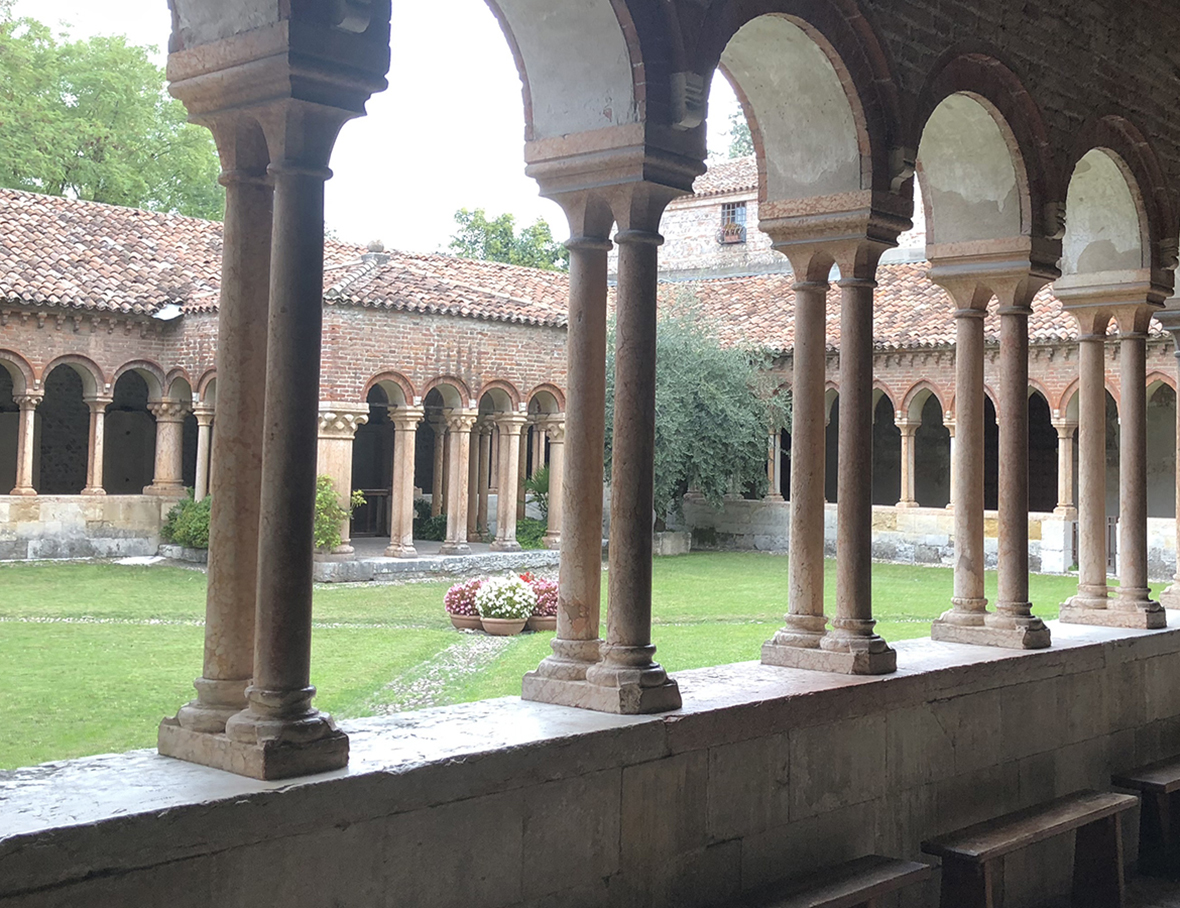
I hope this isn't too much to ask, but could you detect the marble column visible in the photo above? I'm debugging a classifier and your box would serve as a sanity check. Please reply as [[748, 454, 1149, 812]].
[[764, 278, 830, 659], [430, 416, 445, 517], [543, 419, 565, 549], [82, 396, 113, 495], [315, 404, 369, 555], [523, 217, 613, 706], [440, 409, 478, 555], [896, 418, 919, 507], [490, 413, 527, 551], [192, 404, 215, 502], [584, 199, 681, 713], [933, 298, 989, 637], [945, 419, 956, 508], [385, 406, 423, 558], [517, 430, 528, 520], [466, 421, 480, 542], [146, 399, 189, 496], [765, 431, 784, 501], [1159, 317, 1180, 609], [476, 422, 492, 537], [11, 391, 41, 495], [222, 143, 350, 772], [530, 423, 545, 478], [442, 424, 453, 516], [1053, 419, 1078, 515]]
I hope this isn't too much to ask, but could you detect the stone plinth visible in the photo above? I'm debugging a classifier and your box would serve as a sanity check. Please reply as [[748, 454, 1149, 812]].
[[930, 621, 1052, 649], [1059, 603, 1167, 629], [158, 718, 348, 781], [760, 640, 897, 674]]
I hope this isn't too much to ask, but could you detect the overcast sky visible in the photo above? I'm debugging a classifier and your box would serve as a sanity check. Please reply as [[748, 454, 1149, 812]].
[[15, 0, 741, 253]]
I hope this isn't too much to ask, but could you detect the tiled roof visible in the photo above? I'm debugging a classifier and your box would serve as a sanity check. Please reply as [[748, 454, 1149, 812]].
[[0, 188, 566, 326], [692, 156, 758, 198]]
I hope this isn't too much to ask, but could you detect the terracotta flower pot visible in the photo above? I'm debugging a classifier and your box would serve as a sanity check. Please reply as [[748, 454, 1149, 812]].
[[449, 613, 482, 631], [527, 615, 557, 632], [480, 617, 528, 636]]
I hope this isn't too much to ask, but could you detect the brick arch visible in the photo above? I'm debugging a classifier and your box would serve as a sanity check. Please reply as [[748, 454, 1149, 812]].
[[1027, 378, 1052, 406], [112, 360, 166, 400], [1056, 378, 1080, 419], [43, 354, 107, 398], [363, 371, 416, 408], [901, 380, 946, 421], [913, 48, 1058, 241], [165, 369, 195, 402], [526, 383, 565, 414], [478, 379, 522, 413], [422, 375, 471, 410], [196, 369, 218, 403], [872, 379, 898, 411], [983, 383, 1000, 414], [0, 349, 34, 394], [1147, 371, 1176, 397]]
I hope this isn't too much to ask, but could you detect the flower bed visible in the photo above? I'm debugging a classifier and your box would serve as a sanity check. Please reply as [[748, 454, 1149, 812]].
[[443, 573, 559, 635]]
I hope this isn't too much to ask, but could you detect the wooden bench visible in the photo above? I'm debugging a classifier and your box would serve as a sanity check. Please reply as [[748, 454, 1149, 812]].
[[921, 790, 1138, 908], [731, 854, 931, 908], [1113, 756, 1180, 875]]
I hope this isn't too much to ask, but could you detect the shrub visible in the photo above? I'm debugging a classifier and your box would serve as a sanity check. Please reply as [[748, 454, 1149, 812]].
[[444, 578, 483, 616], [161, 492, 211, 549], [528, 576, 558, 617], [313, 475, 365, 552], [516, 517, 547, 549], [474, 575, 537, 620], [413, 497, 432, 524], [524, 465, 549, 519], [415, 513, 448, 542]]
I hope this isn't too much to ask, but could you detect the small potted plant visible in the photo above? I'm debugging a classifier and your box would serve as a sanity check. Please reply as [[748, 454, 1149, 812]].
[[444, 578, 484, 630], [526, 575, 558, 632], [475, 574, 537, 636]]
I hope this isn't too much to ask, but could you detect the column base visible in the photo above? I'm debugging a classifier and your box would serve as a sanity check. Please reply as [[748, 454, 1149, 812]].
[[521, 674, 681, 713], [144, 484, 186, 498], [1159, 582, 1180, 610], [522, 642, 601, 705], [581, 648, 682, 715], [762, 638, 897, 675], [932, 621, 1051, 650], [543, 534, 560, 550], [764, 494, 785, 503], [490, 539, 522, 552], [935, 598, 989, 627], [9, 487, 36, 496], [158, 717, 348, 781], [384, 542, 418, 558], [896, 500, 919, 509], [1059, 603, 1167, 629], [174, 677, 249, 734], [439, 541, 471, 555], [81, 487, 107, 496]]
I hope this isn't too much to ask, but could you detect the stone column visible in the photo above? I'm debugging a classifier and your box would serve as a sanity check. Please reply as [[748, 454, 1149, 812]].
[[146, 399, 189, 496], [490, 413, 527, 551], [385, 406, 423, 558], [764, 279, 830, 660], [517, 429, 528, 520], [896, 418, 919, 507], [442, 425, 453, 515], [222, 123, 352, 774], [466, 421, 480, 542], [11, 391, 41, 495], [765, 431, 784, 501], [584, 191, 681, 713], [1053, 419, 1078, 515], [82, 396, 113, 495], [530, 422, 545, 478], [822, 270, 896, 672], [933, 297, 989, 637], [1158, 316, 1180, 608], [315, 403, 369, 555], [192, 404, 215, 502], [523, 208, 614, 706], [440, 409, 478, 555], [476, 422, 492, 537], [430, 416, 445, 517], [543, 419, 565, 549], [945, 419, 956, 508], [988, 293, 1050, 647]]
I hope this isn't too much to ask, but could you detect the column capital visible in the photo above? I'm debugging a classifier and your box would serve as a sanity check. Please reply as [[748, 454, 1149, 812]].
[[1052, 418, 1079, 436], [928, 237, 1060, 312], [760, 198, 911, 282], [148, 398, 191, 422], [85, 396, 114, 413], [543, 419, 566, 444], [192, 402, 215, 427], [14, 391, 42, 409], [390, 405, 425, 430], [444, 408, 480, 433], [316, 402, 370, 439], [493, 412, 530, 437], [895, 418, 920, 437]]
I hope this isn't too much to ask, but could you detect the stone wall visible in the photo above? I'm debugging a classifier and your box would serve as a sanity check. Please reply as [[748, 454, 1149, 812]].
[[4, 621, 1180, 908], [0, 495, 169, 560]]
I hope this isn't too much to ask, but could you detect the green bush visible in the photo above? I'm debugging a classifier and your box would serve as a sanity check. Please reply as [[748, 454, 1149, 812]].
[[524, 465, 549, 519], [314, 475, 365, 552], [161, 493, 211, 549], [516, 517, 548, 550], [415, 513, 449, 542], [413, 497, 432, 524]]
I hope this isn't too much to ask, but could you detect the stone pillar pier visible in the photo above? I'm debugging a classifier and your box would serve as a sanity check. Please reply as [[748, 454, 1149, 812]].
[[440, 409, 478, 555], [1157, 314, 1180, 608], [517, 430, 528, 520], [476, 422, 492, 537], [543, 419, 565, 549], [146, 400, 189, 496], [1040, 418, 1079, 576], [11, 391, 41, 495], [82, 396, 112, 495], [385, 406, 423, 558], [490, 413, 527, 551], [530, 423, 545, 478], [584, 190, 681, 713], [896, 418, 919, 507], [466, 420, 480, 542], [945, 418, 956, 508], [523, 203, 614, 706], [765, 431, 784, 501], [1053, 419, 1078, 515], [315, 403, 369, 555], [430, 416, 445, 517], [192, 404, 215, 502]]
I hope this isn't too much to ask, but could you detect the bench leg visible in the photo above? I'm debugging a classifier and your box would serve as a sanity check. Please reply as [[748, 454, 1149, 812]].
[[1139, 790, 1180, 877], [1073, 814, 1125, 908], [939, 856, 1000, 908]]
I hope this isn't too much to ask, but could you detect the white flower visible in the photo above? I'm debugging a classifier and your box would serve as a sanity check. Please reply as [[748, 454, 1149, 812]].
[[474, 574, 538, 620]]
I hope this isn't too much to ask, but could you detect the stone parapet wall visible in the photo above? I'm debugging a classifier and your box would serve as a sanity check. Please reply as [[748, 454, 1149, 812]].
[[0, 494, 169, 560], [4, 621, 1180, 907]]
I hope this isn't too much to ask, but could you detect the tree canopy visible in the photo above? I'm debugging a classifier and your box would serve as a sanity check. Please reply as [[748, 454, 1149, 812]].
[[0, 13, 223, 219], [728, 110, 754, 159], [605, 291, 790, 526], [448, 208, 568, 271]]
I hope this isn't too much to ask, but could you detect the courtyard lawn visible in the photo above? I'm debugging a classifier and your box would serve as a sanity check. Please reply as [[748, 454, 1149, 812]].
[[0, 554, 1083, 769]]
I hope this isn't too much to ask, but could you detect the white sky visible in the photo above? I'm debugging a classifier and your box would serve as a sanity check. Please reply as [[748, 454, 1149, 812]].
[[14, 0, 742, 253]]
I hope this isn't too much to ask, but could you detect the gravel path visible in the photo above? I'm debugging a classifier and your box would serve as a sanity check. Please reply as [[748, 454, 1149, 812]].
[[371, 632, 514, 713]]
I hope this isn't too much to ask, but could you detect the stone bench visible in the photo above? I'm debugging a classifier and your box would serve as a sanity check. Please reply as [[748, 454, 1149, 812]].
[[1113, 756, 1180, 874], [730, 854, 932, 908], [922, 790, 1139, 908]]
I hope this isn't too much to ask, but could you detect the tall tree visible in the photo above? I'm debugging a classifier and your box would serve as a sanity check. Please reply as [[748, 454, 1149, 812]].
[[0, 15, 223, 219], [449, 208, 568, 271], [728, 109, 754, 159]]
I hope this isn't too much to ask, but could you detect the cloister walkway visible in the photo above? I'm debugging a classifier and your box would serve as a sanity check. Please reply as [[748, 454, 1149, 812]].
[[312, 537, 560, 583]]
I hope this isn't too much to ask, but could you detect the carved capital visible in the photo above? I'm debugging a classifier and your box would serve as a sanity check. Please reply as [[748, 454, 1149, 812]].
[[86, 396, 115, 415], [445, 409, 480, 434], [390, 405, 425, 431], [148, 399, 191, 422], [494, 413, 529, 437], [192, 403, 215, 427], [543, 420, 566, 444], [317, 403, 370, 439], [14, 391, 43, 410]]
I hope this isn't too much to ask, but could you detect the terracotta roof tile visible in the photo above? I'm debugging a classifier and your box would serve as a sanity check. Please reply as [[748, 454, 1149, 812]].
[[692, 156, 759, 198]]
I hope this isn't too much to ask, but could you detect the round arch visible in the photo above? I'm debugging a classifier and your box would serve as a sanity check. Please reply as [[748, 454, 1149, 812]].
[[165, 370, 195, 403], [526, 383, 565, 413], [422, 376, 471, 410], [364, 371, 416, 408], [112, 360, 165, 401], [42, 355, 106, 399], [0, 349, 34, 394], [478, 379, 522, 413], [1028, 387, 1057, 512], [196, 369, 218, 404]]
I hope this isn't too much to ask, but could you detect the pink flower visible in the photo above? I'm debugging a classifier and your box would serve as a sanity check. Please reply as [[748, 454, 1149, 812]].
[[529, 577, 558, 617], [444, 578, 483, 616]]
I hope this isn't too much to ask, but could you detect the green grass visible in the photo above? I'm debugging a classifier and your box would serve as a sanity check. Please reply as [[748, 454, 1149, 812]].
[[0, 554, 1086, 769]]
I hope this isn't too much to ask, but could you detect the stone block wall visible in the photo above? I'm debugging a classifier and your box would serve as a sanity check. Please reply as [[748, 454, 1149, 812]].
[[5, 623, 1180, 908], [0, 494, 169, 560]]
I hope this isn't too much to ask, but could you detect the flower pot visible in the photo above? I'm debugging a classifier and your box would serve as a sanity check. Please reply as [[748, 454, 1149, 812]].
[[481, 617, 528, 636], [527, 615, 557, 632], [449, 614, 482, 631]]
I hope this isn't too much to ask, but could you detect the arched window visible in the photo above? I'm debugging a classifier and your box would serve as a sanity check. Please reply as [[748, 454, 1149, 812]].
[[105, 372, 157, 494], [38, 366, 89, 494]]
